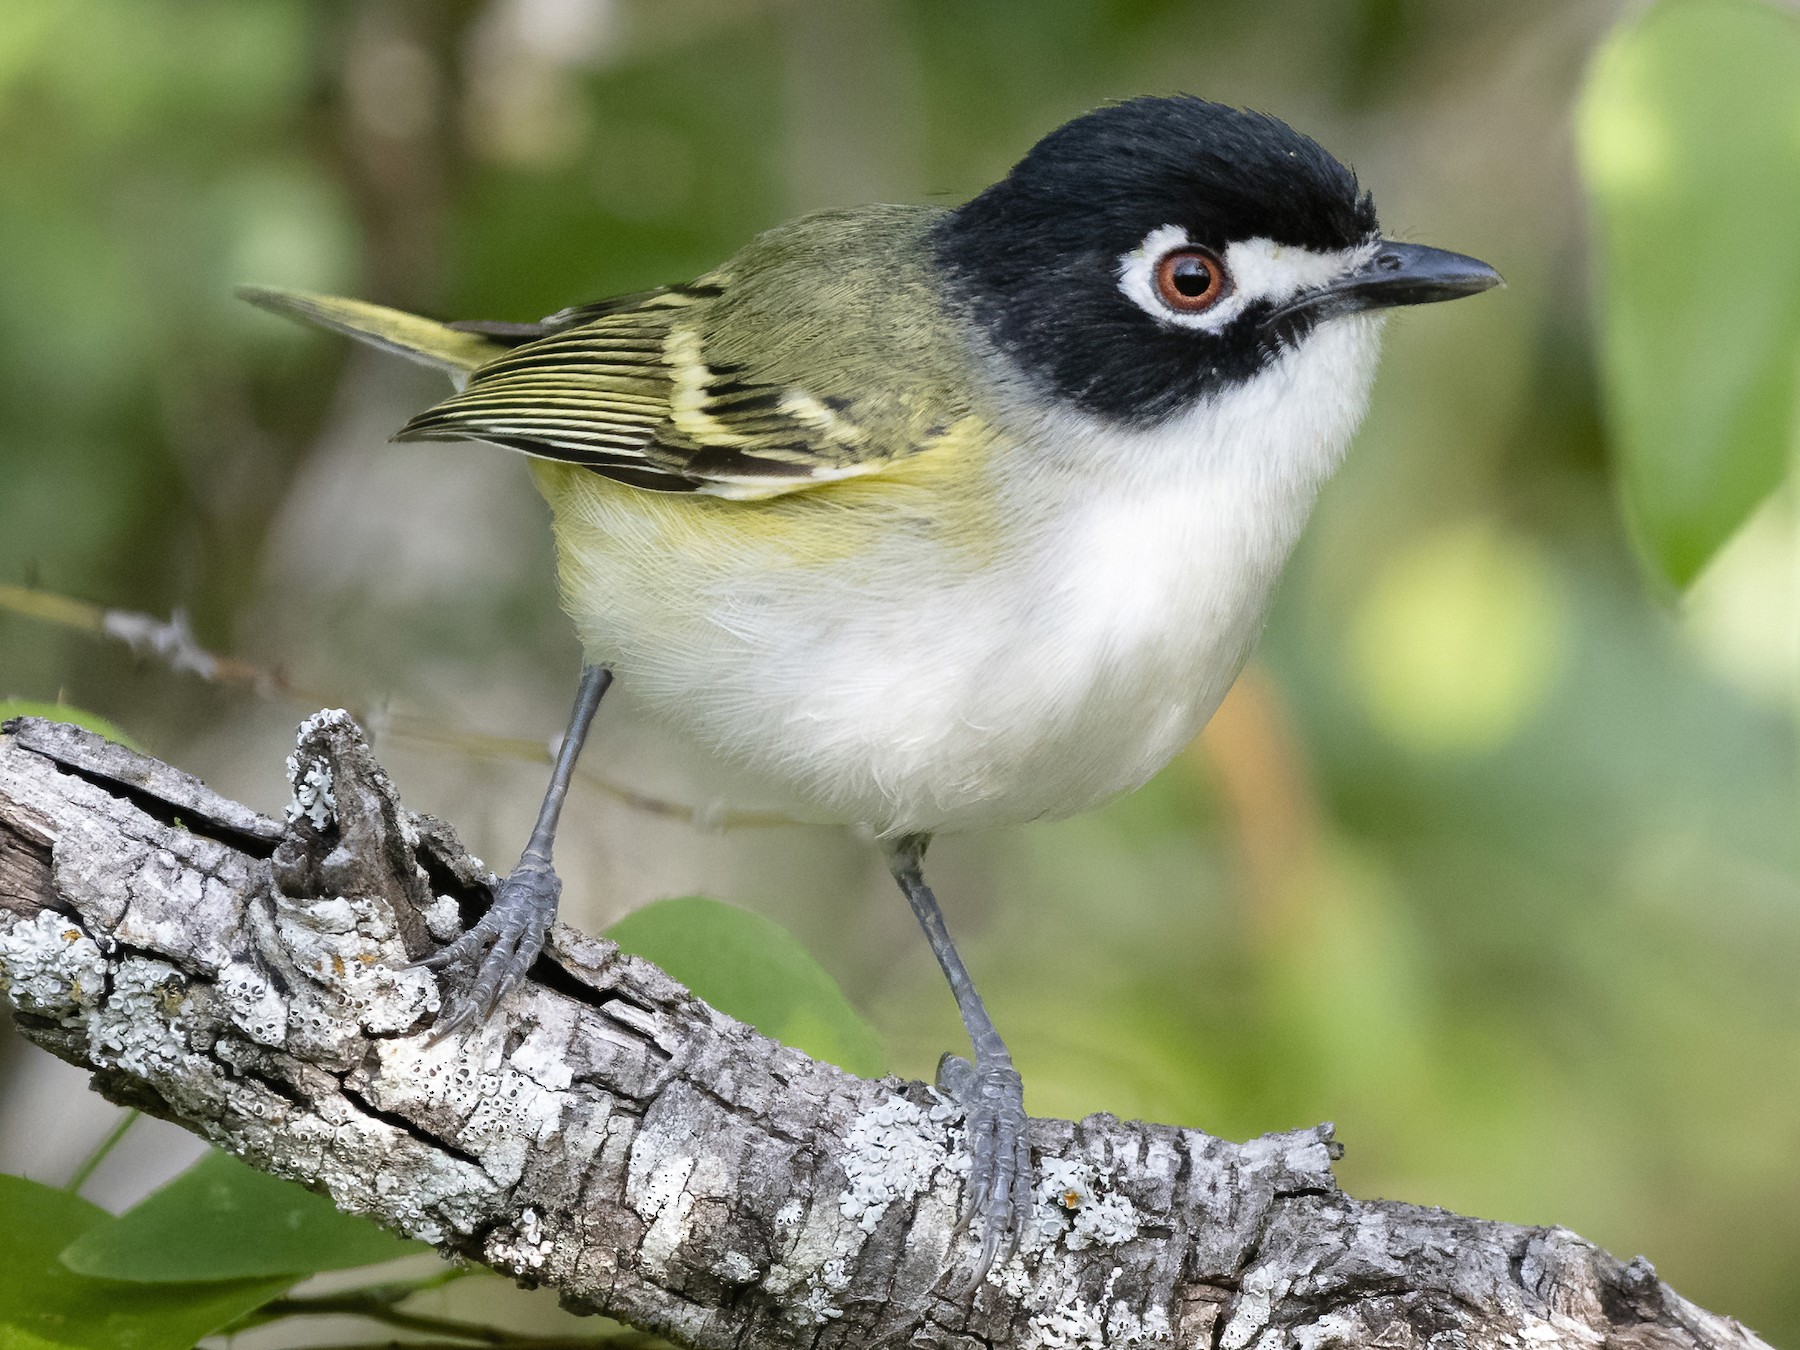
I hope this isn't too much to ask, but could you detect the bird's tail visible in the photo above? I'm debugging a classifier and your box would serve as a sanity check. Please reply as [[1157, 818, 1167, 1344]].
[[236, 286, 503, 377]]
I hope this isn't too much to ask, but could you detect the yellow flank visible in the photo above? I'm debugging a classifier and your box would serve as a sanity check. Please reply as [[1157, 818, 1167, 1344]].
[[532, 409, 1004, 603]]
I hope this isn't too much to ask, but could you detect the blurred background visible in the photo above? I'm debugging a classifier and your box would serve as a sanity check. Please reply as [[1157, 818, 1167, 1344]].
[[2, 0, 1798, 1342]]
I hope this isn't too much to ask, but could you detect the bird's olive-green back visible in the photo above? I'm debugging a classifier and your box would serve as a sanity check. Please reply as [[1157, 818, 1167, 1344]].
[[397, 204, 981, 499]]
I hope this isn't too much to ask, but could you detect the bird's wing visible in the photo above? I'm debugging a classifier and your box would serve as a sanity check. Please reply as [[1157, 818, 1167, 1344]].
[[396, 207, 969, 499]]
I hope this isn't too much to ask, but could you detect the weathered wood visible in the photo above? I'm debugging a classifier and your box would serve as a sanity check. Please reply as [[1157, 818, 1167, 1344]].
[[0, 714, 1769, 1350]]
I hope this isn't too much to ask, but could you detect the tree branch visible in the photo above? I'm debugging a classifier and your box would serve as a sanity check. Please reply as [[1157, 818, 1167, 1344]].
[[0, 714, 1770, 1350]]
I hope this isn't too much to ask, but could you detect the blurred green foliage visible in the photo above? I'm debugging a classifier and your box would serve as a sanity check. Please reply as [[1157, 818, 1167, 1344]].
[[1578, 0, 1800, 589], [58, 1149, 425, 1283], [0, 0, 1797, 1343], [0, 1174, 294, 1350], [608, 895, 887, 1076]]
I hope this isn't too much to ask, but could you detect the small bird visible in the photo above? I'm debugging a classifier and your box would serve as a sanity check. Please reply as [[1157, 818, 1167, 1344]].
[[244, 94, 1498, 1283]]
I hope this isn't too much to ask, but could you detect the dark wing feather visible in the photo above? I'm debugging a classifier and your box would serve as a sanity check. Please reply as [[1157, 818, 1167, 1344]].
[[397, 289, 921, 497], [396, 208, 966, 498], [444, 285, 704, 346]]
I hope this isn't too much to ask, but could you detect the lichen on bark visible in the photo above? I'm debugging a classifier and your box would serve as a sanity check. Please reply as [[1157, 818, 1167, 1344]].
[[0, 715, 1772, 1350]]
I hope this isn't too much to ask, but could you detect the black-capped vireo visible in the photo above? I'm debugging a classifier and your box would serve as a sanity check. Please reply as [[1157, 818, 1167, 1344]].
[[243, 94, 1499, 1281]]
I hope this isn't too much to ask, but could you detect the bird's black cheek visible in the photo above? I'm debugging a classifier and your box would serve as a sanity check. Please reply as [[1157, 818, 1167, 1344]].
[[939, 248, 1286, 425], [1252, 302, 1325, 357], [1038, 312, 1281, 425]]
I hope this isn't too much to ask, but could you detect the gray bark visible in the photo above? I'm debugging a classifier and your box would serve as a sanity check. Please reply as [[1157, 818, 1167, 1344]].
[[0, 713, 1771, 1350]]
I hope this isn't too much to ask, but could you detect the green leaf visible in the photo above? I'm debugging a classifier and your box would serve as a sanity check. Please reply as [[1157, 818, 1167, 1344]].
[[59, 1150, 425, 1283], [607, 896, 885, 1076], [0, 1174, 290, 1350], [0, 701, 136, 750], [1577, 0, 1800, 588]]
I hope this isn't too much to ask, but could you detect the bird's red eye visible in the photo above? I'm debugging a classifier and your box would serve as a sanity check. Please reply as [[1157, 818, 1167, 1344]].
[[1154, 247, 1229, 313]]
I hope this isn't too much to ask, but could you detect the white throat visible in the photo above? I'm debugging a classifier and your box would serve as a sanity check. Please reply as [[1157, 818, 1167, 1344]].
[[1011, 308, 1387, 493], [837, 311, 1395, 833], [840, 309, 1394, 832]]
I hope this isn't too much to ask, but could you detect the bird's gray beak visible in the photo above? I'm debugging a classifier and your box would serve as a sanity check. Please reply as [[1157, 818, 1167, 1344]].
[[1267, 241, 1502, 326]]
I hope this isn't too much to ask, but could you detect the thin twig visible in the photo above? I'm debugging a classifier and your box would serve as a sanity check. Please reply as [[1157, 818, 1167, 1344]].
[[219, 1269, 475, 1336], [254, 1291, 652, 1346], [62, 1107, 139, 1195], [347, 1265, 480, 1301]]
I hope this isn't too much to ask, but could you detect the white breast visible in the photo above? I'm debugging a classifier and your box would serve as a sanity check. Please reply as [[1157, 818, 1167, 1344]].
[[563, 313, 1386, 836]]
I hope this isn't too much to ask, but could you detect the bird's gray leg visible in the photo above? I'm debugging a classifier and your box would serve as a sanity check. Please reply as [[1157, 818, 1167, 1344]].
[[419, 664, 612, 1037], [886, 833, 1031, 1288]]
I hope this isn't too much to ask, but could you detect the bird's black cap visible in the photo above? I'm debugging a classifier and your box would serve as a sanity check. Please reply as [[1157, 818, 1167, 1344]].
[[951, 95, 1376, 259], [932, 96, 1491, 424]]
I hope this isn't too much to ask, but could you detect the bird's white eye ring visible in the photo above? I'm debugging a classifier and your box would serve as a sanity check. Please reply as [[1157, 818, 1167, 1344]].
[[1153, 246, 1231, 314]]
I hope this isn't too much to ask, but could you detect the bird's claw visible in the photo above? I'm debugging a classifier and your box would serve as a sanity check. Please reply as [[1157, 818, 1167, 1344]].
[[415, 860, 560, 1041], [937, 1049, 1031, 1291]]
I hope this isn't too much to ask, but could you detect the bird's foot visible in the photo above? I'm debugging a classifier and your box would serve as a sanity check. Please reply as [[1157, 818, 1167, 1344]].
[[937, 1048, 1032, 1290], [415, 858, 560, 1039]]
